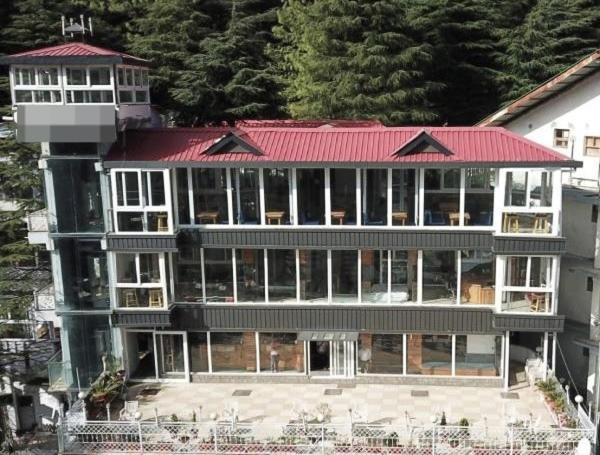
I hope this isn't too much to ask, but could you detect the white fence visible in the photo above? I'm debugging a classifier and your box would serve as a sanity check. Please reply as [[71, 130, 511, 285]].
[[58, 420, 595, 455]]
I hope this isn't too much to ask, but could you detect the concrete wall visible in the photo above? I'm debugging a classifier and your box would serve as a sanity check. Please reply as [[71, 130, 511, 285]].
[[562, 197, 597, 258], [506, 71, 600, 185], [558, 255, 593, 324]]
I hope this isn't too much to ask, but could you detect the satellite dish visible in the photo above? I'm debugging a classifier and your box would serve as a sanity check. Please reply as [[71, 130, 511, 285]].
[[575, 437, 591, 455]]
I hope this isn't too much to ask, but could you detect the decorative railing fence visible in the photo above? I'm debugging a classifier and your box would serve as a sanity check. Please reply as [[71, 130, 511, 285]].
[[57, 420, 595, 455]]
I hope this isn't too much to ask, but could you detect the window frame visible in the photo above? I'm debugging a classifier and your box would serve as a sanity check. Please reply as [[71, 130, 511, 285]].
[[584, 136, 600, 157], [113, 252, 168, 310], [116, 64, 150, 105], [11, 65, 63, 105], [111, 168, 173, 234], [554, 129, 569, 148]]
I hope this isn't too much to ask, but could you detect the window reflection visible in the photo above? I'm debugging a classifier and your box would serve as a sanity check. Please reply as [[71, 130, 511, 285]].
[[236, 249, 265, 302], [391, 170, 417, 225], [232, 168, 260, 224], [264, 169, 291, 225], [460, 251, 494, 304], [268, 250, 296, 302], [258, 333, 304, 373], [424, 169, 460, 226], [407, 334, 452, 375], [332, 250, 358, 302], [297, 169, 325, 224], [299, 250, 327, 303], [361, 250, 387, 303], [362, 169, 387, 225], [192, 168, 228, 224], [422, 251, 457, 304], [330, 169, 356, 225]]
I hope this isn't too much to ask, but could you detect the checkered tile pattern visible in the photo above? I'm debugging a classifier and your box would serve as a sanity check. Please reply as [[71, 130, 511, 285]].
[[127, 382, 554, 426]]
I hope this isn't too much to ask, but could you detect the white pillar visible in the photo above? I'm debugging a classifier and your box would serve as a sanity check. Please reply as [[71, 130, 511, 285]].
[[259, 168, 266, 225], [387, 168, 392, 226], [356, 169, 362, 226], [542, 332, 549, 380], [324, 168, 331, 226], [504, 331, 510, 391]]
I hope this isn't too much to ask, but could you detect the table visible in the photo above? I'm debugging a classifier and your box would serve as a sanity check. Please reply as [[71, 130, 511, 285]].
[[391, 211, 408, 225], [197, 211, 219, 224], [330, 210, 346, 225], [448, 212, 470, 226], [265, 211, 285, 225]]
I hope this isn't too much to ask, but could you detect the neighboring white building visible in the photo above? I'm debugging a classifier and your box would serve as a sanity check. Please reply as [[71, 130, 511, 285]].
[[479, 49, 600, 422]]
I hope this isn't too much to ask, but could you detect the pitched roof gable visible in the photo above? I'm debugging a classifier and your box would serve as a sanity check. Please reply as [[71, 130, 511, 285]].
[[204, 131, 263, 156], [394, 129, 453, 157]]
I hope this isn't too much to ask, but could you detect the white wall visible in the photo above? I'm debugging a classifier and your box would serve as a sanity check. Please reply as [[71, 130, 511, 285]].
[[506, 71, 600, 186], [558, 255, 593, 324]]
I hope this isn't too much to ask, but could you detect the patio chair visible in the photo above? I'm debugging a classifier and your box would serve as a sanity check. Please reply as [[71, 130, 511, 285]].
[[119, 400, 139, 421], [424, 210, 446, 225]]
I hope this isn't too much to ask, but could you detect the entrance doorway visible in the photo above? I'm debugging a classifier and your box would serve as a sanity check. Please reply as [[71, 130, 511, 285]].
[[309, 341, 330, 375], [308, 340, 355, 378], [156, 333, 187, 380]]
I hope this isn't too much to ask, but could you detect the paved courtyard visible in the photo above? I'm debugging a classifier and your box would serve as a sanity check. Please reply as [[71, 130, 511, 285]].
[[126, 382, 555, 428]]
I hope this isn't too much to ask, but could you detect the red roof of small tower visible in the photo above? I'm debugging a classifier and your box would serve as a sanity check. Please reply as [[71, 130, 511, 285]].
[[0, 42, 149, 66]]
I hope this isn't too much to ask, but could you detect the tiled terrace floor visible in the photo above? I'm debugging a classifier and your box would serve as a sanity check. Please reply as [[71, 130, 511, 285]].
[[126, 382, 555, 427]]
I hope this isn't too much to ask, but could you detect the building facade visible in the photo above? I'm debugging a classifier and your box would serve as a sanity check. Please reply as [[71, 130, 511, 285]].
[[0, 43, 578, 392], [479, 50, 600, 419]]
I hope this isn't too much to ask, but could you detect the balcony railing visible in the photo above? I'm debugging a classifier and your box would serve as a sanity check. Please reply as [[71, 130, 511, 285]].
[[48, 350, 74, 392], [26, 208, 48, 232], [57, 420, 595, 455]]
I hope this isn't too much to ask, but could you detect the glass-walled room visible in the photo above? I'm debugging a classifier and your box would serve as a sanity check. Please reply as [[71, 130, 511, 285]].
[[124, 330, 503, 380], [499, 255, 556, 313], [169, 247, 503, 306], [362, 169, 388, 225], [330, 169, 357, 225], [297, 169, 325, 224], [423, 169, 460, 226]]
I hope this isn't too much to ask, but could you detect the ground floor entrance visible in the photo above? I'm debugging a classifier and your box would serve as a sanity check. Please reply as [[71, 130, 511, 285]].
[[122, 329, 552, 388]]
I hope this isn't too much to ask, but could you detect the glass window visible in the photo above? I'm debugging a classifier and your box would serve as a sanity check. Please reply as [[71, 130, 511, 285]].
[[554, 129, 569, 148], [460, 251, 494, 304], [49, 160, 103, 232], [465, 169, 494, 226], [210, 332, 257, 373], [422, 251, 457, 304], [332, 250, 357, 303], [268, 250, 296, 302], [134, 69, 142, 86], [174, 242, 202, 302], [135, 90, 148, 103], [505, 257, 528, 287], [236, 249, 265, 302], [330, 169, 356, 225], [362, 169, 387, 225], [259, 333, 304, 373], [204, 248, 234, 302], [115, 171, 140, 206], [15, 90, 33, 103], [89, 67, 111, 85], [145, 171, 165, 206], [391, 250, 417, 303], [126, 69, 134, 86], [17, 68, 35, 85], [361, 250, 387, 303], [193, 168, 228, 224], [392, 170, 417, 226], [358, 333, 403, 374], [142, 70, 149, 86], [455, 335, 501, 376], [37, 68, 58, 85], [264, 168, 291, 224], [66, 67, 86, 85], [117, 68, 125, 85], [407, 334, 452, 375], [501, 291, 550, 313], [140, 254, 160, 283], [424, 169, 460, 226], [128, 332, 155, 379], [585, 137, 600, 157], [176, 168, 191, 224], [299, 250, 327, 303], [529, 172, 552, 207], [504, 171, 527, 207], [188, 332, 209, 372], [117, 212, 144, 232], [297, 169, 325, 225], [57, 239, 109, 310], [232, 168, 260, 224], [530, 257, 551, 287], [119, 90, 133, 103], [116, 254, 136, 283]]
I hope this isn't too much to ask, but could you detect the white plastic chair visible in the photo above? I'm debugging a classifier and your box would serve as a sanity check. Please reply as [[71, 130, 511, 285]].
[[119, 400, 139, 420]]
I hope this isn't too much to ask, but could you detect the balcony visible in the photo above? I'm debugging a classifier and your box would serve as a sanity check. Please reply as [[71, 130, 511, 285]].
[[26, 208, 49, 245], [48, 350, 74, 392]]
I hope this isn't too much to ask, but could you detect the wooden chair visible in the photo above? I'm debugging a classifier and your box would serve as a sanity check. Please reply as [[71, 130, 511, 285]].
[[533, 214, 549, 233], [529, 293, 545, 312], [148, 289, 164, 308], [122, 289, 138, 307], [156, 214, 168, 232]]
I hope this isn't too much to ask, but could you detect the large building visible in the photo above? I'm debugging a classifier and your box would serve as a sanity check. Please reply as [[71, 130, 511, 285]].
[[0, 43, 578, 392], [479, 50, 600, 421]]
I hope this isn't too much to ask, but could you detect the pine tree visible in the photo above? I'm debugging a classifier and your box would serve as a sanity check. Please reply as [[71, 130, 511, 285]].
[[273, 0, 442, 124], [172, 0, 283, 124], [128, 0, 229, 121], [408, 0, 506, 125], [501, 0, 600, 101]]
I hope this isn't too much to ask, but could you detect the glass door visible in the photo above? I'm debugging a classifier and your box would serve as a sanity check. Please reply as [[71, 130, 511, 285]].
[[155, 332, 189, 381], [331, 341, 355, 378]]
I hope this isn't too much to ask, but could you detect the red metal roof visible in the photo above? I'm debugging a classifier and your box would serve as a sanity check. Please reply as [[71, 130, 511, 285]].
[[2, 42, 149, 66], [106, 126, 576, 167]]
